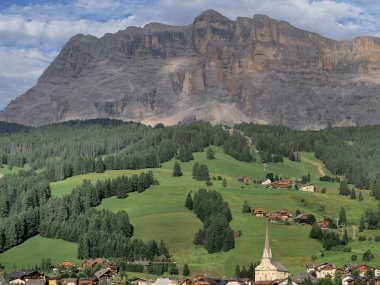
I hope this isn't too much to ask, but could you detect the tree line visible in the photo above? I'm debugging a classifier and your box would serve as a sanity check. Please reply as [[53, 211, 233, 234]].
[[235, 122, 380, 197]]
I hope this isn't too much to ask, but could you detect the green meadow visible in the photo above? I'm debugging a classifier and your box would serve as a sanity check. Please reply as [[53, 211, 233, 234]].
[[0, 235, 81, 270], [0, 147, 378, 275]]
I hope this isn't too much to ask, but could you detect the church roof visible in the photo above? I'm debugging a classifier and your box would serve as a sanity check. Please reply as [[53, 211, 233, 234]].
[[271, 259, 289, 273]]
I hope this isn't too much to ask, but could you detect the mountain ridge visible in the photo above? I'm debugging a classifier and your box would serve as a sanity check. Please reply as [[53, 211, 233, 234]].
[[2, 9, 380, 130]]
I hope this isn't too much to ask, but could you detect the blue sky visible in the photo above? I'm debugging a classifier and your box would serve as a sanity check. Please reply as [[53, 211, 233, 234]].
[[0, 0, 379, 109]]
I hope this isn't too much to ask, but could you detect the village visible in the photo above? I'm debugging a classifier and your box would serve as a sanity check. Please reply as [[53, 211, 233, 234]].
[[3, 230, 380, 285]]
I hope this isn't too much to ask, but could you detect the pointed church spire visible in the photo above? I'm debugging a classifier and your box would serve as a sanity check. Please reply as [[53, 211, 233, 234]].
[[262, 226, 272, 258]]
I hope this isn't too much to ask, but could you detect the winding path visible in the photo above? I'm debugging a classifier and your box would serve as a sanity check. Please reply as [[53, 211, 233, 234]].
[[302, 157, 325, 177]]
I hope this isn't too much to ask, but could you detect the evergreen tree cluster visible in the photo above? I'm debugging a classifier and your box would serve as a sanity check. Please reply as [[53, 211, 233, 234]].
[[192, 163, 210, 181], [309, 225, 349, 250], [191, 189, 235, 253], [235, 263, 255, 278], [223, 132, 253, 162]]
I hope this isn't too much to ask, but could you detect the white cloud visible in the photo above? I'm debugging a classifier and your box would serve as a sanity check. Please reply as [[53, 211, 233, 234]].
[[0, 0, 380, 109]]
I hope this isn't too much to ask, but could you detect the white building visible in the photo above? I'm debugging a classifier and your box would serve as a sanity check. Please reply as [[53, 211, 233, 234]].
[[255, 227, 290, 282]]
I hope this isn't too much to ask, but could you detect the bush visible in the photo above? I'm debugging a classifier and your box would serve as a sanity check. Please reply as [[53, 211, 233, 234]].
[[358, 236, 366, 241], [351, 255, 357, 261], [374, 235, 380, 242]]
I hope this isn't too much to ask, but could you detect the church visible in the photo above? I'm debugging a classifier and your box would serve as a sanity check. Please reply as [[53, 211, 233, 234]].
[[255, 227, 290, 283]]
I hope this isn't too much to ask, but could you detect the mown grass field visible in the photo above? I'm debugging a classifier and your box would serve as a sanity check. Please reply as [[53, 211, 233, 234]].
[[1, 148, 378, 275]]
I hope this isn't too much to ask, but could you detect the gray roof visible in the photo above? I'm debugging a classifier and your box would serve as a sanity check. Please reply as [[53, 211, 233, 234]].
[[95, 268, 112, 279], [25, 280, 47, 285], [11, 272, 41, 280], [271, 259, 289, 272], [292, 273, 317, 284]]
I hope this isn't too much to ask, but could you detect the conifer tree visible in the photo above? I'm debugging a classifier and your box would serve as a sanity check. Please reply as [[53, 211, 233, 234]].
[[339, 207, 347, 225], [173, 162, 182, 177], [342, 229, 349, 245], [185, 193, 193, 210], [359, 216, 365, 232], [182, 264, 190, 276], [206, 147, 215, 160], [222, 178, 227, 187], [242, 200, 251, 213], [192, 163, 199, 179], [350, 188, 356, 200]]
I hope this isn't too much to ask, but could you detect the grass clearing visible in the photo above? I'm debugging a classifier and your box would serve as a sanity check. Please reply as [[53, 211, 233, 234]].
[[0, 235, 81, 271]]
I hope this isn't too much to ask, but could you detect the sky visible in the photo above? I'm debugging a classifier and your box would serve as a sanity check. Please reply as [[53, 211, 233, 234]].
[[0, 0, 379, 109]]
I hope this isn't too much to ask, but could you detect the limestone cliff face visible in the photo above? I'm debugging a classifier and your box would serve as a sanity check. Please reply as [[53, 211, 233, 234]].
[[2, 9, 380, 129]]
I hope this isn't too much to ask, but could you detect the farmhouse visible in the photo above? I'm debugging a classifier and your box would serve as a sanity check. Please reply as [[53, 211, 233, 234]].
[[10, 271, 45, 284], [95, 268, 114, 281], [292, 273, 317, 285], [307, 263, 336, 278], [317, 219, 329, 229], [376, 266, 380, 277], [294, 214, 309, 224], [298, 184, 315, 192], [344, 264, 374, 277], [255, 227, 289, 282], [276, 209, 293, 221], [60, 261, 74, 268], [131, 278, 150, 285], [266, 213, 281, 223], [239, 177, 251, 183], [61, 279, 78, 285], [268, 179, 293, 189], [78, 278, 98, 285], [261, 179, 272, 186], [253, 208, 267, 217]]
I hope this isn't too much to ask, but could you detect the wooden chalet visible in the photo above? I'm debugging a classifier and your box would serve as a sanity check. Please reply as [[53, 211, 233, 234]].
[[294, 214, 309, 224], [60, 261, 74, 268], [253, 208, 267, 217], [239, 177, 251, 183], [130, 278, 150, 285], [276, 209, 293, 221], [179, 279, 192, 285], [25, 280, 47, 285], [78, 277, 98, 285], [95, 269, 114, 281], [344, 264, 374, 276], [266, 213, 281, 223], [317, 219, 329, 229], [268, 179, 293, 189], [298, 184, 315, 193], [335, 268, 349, 278], [47, 277, 60, 285], [61, 278, 78, 285], [10, 271, 44, 282], [307, 263, 336, 278]]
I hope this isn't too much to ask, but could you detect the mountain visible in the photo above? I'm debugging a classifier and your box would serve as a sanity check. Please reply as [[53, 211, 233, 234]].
[[2, 10, 380, 129]]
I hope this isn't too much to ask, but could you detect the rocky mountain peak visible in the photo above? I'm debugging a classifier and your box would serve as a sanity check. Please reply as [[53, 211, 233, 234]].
[[1, 10, 380, 130]]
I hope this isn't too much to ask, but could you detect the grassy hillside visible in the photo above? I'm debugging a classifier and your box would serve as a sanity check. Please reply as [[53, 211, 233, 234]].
[[0, 235, 81, 271], [1, 148, 377, 275]]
